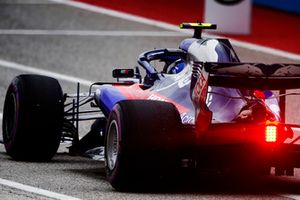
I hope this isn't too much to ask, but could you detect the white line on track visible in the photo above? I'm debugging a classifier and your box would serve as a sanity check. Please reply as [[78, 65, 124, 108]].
[[49, 0, 300, 61], [4, 0, 59, 4], [0, 58, 92, 199], [0, 58, 93, 200], [0, 59, 93, 86], [0, 29, 188, 37], [0, 178, 81, 200], [279, 194, 300, 200], [229, 38, 300, 61], [42, 1, 300, 199], [0, 57, 94, 128], [0, 1, 299, 199]]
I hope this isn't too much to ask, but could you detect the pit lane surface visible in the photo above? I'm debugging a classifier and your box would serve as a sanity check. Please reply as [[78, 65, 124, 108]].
[[0, 0, 300, 199]]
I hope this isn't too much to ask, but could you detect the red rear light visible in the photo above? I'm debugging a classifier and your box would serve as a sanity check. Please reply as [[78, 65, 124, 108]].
[[265, 125, 277, 142]]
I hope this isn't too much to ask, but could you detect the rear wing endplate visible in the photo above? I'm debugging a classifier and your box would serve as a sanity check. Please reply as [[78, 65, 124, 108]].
[[191, 62, 300, 124]]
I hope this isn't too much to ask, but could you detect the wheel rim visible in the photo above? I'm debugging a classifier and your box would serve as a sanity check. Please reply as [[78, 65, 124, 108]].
[[106, 120, 119, 170], [3, 93, 18, 142]]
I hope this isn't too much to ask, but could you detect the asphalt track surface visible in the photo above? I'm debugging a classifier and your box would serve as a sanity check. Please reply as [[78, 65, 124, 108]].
[[1, 0, 300, 199], [74, 0, 300, 56]]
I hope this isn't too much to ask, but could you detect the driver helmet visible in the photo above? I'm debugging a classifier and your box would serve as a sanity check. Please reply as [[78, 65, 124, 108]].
[[168, 59, 185, 74]]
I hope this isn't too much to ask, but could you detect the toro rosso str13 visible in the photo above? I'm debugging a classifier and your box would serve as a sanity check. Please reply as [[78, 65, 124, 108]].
[[2, 23, 300, 191]]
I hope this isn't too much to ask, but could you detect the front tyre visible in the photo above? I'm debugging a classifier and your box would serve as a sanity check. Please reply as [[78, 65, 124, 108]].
[[2, 74, 64, 161]]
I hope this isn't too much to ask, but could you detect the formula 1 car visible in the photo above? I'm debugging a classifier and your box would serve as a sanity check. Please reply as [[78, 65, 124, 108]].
[[2, 23, 300, 191]]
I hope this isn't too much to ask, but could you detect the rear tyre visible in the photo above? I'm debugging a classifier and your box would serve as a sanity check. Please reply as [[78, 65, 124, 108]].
[[105, 100, 183, 191], [2, 74, 64, 161]]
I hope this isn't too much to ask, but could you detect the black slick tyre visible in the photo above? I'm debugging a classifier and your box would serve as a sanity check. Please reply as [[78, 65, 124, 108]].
[[104, 100, 182, 191], [2, 74, 64, 161]]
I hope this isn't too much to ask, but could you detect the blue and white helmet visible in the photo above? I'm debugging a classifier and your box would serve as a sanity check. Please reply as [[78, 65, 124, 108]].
[[168, 59, 185, 74]]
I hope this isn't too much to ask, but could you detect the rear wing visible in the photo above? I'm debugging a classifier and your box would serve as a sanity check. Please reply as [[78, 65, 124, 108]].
[[191, 62, 300, 124], [197, 62, 300, 90]]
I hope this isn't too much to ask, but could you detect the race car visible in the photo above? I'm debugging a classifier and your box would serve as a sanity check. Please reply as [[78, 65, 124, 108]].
[[2, 22, 300, 191]]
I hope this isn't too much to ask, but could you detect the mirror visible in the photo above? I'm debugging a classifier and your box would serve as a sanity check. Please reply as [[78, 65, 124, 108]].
[[112, 69, 134, 78]]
